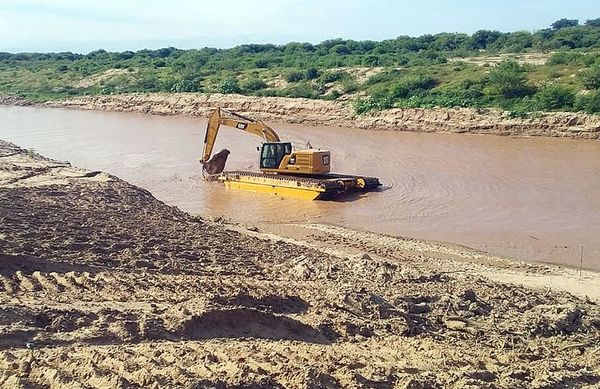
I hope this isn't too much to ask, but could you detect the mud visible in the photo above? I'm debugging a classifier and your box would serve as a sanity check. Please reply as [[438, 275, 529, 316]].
[[34, 92, 600, 139], [1, 140, 599, 388]]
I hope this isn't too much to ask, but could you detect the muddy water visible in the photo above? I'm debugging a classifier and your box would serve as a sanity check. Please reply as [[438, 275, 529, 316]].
[[2, 106, 600, 270]]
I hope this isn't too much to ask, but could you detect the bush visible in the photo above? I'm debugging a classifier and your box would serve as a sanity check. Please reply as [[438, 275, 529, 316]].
[[533, 84, 575, 110], [435, 80, 486, 107], [340, 79, 359, 93], [323, 90, 342, 100], [353, 96, 394, 114], [320, 71, 347, 83], [216, 78, 241, 94], [305, 68, 320, 80], [254, 58, 270, 68], [574, 91, 600, 113], [389, 75, 437, 99], [136, 73, 160, 92], [280, 82, 319, 98], [548, 51, 581, 65], [285, 70, 305, 82], [364, 69, 402, 85], [171, 75, 202, 92], [580, 66, 600, 89], [484, 60, 533, 98], [241, 78, 267, 92]]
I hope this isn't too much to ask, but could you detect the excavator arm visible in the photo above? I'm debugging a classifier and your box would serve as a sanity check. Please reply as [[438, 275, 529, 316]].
[[200, 108, 280, 175]]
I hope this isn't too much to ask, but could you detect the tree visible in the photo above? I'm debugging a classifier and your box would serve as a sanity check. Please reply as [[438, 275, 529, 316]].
[[585, 18, 600, 27], [330, 44, 351, 55], [484, 60, 532, 98], [470, 30, 503, 49], [551, 18, 579, 30]]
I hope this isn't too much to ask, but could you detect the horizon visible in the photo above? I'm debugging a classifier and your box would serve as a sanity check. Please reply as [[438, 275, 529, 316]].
[[1, 0, 600, 54]]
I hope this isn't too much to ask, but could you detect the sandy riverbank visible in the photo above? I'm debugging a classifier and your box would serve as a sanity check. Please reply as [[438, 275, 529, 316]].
[[0, 140, 599, 388], [3, 93, 600, 139]]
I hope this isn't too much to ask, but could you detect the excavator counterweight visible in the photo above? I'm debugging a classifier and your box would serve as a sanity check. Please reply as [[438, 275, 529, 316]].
[[200, 108, 381, 200]]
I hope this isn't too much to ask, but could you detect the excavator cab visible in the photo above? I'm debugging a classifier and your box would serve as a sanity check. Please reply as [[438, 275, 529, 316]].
[[260, 142, 292, 169]]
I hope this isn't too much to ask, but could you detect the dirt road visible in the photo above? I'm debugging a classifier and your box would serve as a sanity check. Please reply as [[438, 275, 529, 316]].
[[0, 140, 599, 388]]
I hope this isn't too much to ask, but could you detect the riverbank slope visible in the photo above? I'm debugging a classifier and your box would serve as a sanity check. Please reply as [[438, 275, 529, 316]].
[[3, 93, 600, 139], [1, 140, 599, 388]]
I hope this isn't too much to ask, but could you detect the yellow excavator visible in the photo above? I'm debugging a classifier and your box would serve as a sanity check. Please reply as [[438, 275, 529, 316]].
[[200, 108, 381, 200]]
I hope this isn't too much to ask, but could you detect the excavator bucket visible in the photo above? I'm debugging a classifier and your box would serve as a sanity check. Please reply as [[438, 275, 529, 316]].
[[202, 149, 230, 175]]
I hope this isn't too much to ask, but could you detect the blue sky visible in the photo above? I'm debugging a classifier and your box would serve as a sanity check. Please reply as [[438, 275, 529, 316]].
[[1, 0, 599, 53]]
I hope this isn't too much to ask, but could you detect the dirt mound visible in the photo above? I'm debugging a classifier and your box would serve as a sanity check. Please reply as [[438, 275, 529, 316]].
[[0, 140, 599, 388]]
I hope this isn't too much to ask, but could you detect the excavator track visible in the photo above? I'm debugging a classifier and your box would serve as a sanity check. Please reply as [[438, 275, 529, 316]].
[[218, 171, 381, 200]]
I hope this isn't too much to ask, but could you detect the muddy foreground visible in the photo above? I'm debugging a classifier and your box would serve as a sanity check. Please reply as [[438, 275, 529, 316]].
[[0, 140, 599, 388]]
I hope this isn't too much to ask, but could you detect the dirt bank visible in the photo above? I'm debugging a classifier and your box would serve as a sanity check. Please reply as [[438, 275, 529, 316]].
[[26, 92, 600, 139], [1, 140, 599, 388]]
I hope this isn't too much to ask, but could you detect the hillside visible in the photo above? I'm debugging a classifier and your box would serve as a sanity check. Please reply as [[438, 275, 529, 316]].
[[2, 18, 600, 117]]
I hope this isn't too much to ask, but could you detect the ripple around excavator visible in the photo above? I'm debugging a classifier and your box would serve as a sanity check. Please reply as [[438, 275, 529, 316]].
[[1, 105, 600, 269]]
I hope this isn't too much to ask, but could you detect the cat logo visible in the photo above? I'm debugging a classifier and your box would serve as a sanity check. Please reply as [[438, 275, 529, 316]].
[[236, 123, 248, 130]]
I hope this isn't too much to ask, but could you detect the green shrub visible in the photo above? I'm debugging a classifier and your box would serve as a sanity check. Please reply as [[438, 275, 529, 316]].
[[435, 81, 486, 107], [171, 76, 202, 92], [533, 84, 575, 110], [574, 91, 600, 113], [216, 78, 241, 94], [280, 82, 319, 98], [580, 65, 600, 89], [241, 78, 267, 92], [548, 51, 581, 65], [364, 69, 402, 85], [389, 75, 437, 99], [340, 79, 359, 93], [353, 96, 394, 114], [483, 60, 533, 98], [285, 70, 305, 82], [305, 68, 321, 80], [254, 58, 270, 68], [323, 90, 342, 100], [136, 73, 160, 92], [320, 71, 348, 83]]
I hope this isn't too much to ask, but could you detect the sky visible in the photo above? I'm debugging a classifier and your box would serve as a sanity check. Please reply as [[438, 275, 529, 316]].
[[1, 0, 600, 53]]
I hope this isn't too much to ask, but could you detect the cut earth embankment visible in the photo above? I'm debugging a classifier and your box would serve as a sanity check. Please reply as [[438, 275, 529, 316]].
[[3, 92, 600, 139]]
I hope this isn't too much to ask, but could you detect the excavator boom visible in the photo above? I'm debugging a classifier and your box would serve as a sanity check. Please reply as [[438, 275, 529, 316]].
[[201, 108, 280, 174]]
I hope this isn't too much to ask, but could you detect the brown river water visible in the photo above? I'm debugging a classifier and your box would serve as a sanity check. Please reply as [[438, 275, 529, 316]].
[[2, 106, 600, 270]]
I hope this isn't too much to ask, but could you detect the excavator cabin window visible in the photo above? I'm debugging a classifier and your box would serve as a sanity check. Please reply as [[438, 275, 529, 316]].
[[260, 142, 292, 169]]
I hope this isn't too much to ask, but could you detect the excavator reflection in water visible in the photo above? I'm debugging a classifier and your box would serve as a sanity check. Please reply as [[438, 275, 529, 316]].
[[200, 108, 381, 200]]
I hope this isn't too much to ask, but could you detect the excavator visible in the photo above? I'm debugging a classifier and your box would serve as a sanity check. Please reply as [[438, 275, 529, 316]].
[[200, 108, 381, 200]]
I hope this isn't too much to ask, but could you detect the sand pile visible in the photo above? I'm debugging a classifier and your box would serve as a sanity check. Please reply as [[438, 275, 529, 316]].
[[0, 140, 598, 388]]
